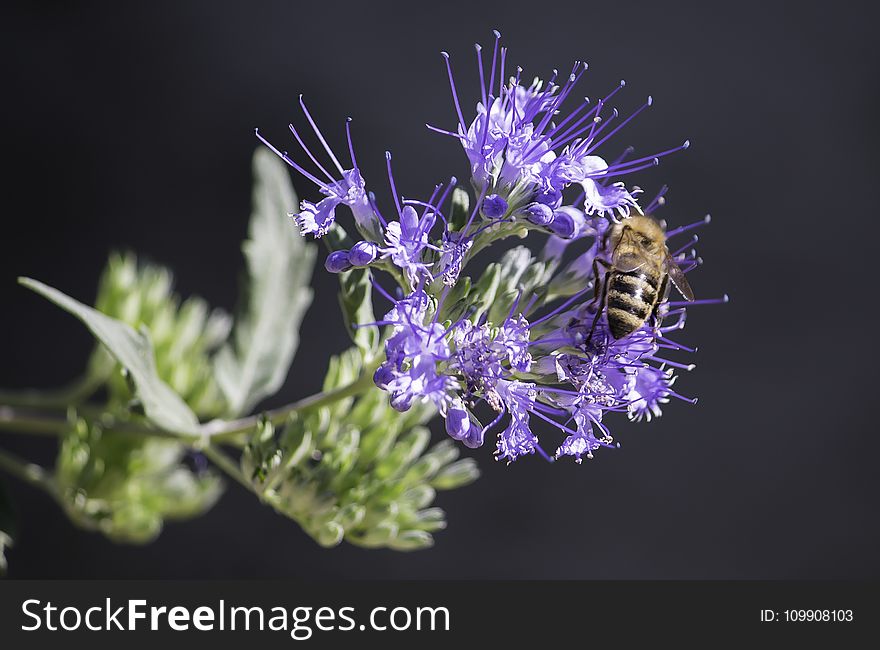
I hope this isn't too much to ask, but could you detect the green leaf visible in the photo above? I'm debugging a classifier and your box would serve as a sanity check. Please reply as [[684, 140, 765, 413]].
[[214, 148, 317, 416], [449, 187, 471, 231], [91, 252, 232, 418], [337, 268, 378, 355], [0, 481, 15, 575], [20, 278, 200, 435]]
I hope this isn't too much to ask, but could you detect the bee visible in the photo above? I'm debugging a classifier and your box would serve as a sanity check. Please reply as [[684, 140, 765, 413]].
[[588, 214, 695, 341]]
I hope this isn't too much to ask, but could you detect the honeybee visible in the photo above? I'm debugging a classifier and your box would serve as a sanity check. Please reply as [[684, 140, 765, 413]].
[[588, 214, 695, 341]]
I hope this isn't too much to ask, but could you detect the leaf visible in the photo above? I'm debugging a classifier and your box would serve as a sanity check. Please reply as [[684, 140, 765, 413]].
[[214, 148, 317, 416], [20, 278, 200, 435], [449, 187, 471, 231], [338, 268, 378, 355], [0, 481, 15, 575]]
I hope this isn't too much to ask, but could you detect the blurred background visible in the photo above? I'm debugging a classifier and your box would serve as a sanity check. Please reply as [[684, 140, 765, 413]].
[[1, 0, 878, 578]]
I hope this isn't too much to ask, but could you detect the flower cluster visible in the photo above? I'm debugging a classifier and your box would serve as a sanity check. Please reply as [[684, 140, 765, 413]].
[[258, 33, 725, 463]]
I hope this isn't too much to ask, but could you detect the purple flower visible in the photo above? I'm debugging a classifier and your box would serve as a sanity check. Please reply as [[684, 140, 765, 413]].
[[256, 100, 380, 240], [436, 230, 473, 286], [493, 380, 539, 463], [373, 291, 456, 412], [433, 33, 689, 221], [623, 365, 676, 422], [295, 169, 367, 237], [450, 313, 532, 394], [381, 205, 436, 286], [263, 34, 722, 467]]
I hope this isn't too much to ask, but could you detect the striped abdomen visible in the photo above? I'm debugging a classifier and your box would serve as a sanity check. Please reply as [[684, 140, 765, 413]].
[[606, 269, 661, 339]]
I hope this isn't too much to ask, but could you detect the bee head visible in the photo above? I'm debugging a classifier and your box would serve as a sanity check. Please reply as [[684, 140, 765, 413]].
[[620, 214, 667, 250]]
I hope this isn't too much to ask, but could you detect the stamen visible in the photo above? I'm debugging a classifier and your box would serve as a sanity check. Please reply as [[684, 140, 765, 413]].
[[255, 129, 325, 188], [441, 51, 466, 128], [426, 123, 466, 139], [665, 214, 711, 238], [667, 295, 729, 307], [488, 30, 501, 102], [498, 45, 507, 96], [586, 96, 652, 154], [671, 235, 698, 257], [345, 117, 359, 170], [645, 184, 669, 213], [530, 286, 592, 327], [288, 123, 336, 183], [298, 95, 345, 175], [651, 358, 696, 371], [550, 80, 625, 148], [385, 151, 402, 215], [370, 277, 396, 303], [534, 444, 554, 463], [367, 191, 389, 228], [463, 184, 489, 233], [602, 141, 690, 177], [475, 43, 488, 109], [610, 145, 635, 167], [657, 338, 697, 353]]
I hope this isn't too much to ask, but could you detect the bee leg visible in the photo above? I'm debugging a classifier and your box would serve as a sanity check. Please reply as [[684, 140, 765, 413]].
[[586, 270, 611, 346], [649, 274, 669, 326], [587, 258, 612, 308]]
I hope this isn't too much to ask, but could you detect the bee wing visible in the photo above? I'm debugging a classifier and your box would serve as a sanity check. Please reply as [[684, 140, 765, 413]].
[[611, 228, 647, 272], [665, 253, 695, 301]]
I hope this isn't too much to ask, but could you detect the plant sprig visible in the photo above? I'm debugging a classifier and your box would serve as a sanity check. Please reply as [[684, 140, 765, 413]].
[[0, 149, 479, 569]]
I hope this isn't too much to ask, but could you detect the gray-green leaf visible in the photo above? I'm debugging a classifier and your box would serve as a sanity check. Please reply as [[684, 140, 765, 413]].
[[338, 268, 378, 355], [213, 148, 317, 416], [20, 278, 200, 435]]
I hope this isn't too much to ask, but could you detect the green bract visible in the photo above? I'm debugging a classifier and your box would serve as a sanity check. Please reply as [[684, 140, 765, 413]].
[[55, 418, 222, 543], [93, 253, 231, 418], [242, 348, 478, 550]]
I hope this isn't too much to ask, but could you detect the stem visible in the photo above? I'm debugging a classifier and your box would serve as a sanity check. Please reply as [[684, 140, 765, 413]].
[[201, 445, 251, 491], [0, 447, 58, 497], [201, 364, 377, 437], [0, 360, 380, 443], [0, 372, 103, 409], [0, 405, 184, 441]]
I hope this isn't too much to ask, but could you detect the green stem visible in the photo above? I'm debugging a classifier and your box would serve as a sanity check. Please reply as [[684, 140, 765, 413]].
[[0, 361, 380, 444], [0, 447, 58, 497], [201, 445, 251, 491], [0, 372, 103, 409], [201, 364, 377, 438]]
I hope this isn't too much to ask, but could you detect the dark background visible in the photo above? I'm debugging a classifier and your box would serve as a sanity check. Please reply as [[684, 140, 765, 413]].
[[1, 0, 878, 579]]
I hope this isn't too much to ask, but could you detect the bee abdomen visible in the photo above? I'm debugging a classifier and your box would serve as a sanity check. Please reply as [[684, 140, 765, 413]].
[[606, 272, 658, 339]]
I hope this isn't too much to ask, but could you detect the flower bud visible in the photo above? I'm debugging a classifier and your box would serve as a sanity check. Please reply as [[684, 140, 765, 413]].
[[373, 364, 395, 389], [445, 403, 471, 441], [524, 202, 554, 226], [390, 391, 413, 412], [535, 187, 562, 208], [324, 250, 353, 273], [462, 426, 486, 449], [481, 194, 508, 218], [348, 240, 379, 267], [548, 206, 586, 239]]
